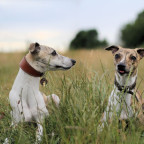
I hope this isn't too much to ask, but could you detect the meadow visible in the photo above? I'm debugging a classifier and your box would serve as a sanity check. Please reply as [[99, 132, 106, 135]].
[[0, 49, 144, 144]]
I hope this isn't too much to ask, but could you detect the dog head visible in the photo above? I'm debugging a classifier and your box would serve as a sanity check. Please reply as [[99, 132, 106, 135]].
[[105, 45, 144, 76], [26, 42, 76, 72]]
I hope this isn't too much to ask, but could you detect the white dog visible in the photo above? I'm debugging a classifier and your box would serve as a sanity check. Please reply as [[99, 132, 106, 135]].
[[4, 42, 76, 143]]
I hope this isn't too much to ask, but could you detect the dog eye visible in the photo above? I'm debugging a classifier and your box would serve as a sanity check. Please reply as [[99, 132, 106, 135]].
[[51, 50, 57, 56], [115, 54, 120, 59], [131, 56, 136, 61]]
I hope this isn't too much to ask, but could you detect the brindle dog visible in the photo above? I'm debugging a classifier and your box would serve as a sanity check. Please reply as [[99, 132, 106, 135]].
[[101, 45, 144, 128]]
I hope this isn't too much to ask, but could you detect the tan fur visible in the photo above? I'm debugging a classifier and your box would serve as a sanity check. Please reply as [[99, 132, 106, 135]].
[[114, 47, 144, 124], [113, 47, 141, 76], [26, 44, 53, 62], [29, 43, 36, 52], [131, 91, 144, 124], [106, 45, 144, 124], [26, 52, 34, 62]]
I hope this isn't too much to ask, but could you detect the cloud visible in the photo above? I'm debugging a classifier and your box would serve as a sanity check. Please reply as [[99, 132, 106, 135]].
[[0, 28, 71, 52], [0, 41, 26, 52], [0, 29, 62, 41], [1, 0, 144, 52]]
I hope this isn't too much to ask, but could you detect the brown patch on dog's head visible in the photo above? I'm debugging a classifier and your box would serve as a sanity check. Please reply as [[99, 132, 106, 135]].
[[136, 48, 144, 59], [105, 45, 120, 54], [28, 42, 55, 62], [29, 42, 40, 54], [105, 45, 144, 76]]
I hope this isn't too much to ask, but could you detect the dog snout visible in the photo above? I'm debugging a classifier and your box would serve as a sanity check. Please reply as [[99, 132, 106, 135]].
[[71, 59, 76, 65], [118, 63, 126, 70]]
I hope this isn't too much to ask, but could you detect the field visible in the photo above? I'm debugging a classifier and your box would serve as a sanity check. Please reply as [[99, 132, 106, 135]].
[[0, 49, 144, 144]]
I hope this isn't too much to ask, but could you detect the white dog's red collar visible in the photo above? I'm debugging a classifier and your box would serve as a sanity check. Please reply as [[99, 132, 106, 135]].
[[19, 57, 44, 77]]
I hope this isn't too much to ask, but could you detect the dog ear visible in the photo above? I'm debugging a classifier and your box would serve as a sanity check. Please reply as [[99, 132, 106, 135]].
[[105, 45, 119, 54], [136, 48, 144, 59], [29, 42, 40, 54]]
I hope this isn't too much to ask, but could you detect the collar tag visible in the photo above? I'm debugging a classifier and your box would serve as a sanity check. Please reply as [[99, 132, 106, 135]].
[[40, 78, 48, 87]]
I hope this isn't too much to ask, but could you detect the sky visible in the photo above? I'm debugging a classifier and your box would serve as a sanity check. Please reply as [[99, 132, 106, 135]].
[[0, 0, 144, 52]]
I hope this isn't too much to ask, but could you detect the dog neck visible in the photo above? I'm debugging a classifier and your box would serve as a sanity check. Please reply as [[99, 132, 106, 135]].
[[25, 53, 47, 73], [20, 56, 44, 77], [114, 71, 137, 94], [12, 68, 40, 91], [12, 56, 44, 90]]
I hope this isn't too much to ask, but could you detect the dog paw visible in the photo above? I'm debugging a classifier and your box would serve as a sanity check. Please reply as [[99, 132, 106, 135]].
[[35, 133, 42, 144], [35, 138, 41, 144], [3, 138, 9, 144], [51, 94, 60, 107]]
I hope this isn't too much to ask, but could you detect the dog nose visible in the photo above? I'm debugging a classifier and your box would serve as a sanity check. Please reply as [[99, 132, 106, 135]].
[[71, 59, 76, 65], [118, 63, 126, 70]]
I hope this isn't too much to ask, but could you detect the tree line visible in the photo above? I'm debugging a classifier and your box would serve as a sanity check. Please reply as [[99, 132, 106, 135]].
[[69, 10, 144, 49]]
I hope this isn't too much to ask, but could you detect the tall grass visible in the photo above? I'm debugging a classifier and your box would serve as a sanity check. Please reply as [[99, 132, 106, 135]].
[[0, 50, 144, 143]]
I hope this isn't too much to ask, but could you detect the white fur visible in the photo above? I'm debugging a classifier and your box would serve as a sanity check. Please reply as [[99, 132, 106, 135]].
[[4, 43, 75, 143], [9, 69, 48, 141], [3, 69, 60, 144]]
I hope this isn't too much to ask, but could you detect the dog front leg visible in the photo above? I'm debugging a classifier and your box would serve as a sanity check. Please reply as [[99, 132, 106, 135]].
[[3, 111, 19, 144], [42, 93, 60, 107], [35, 123, 43, 144], [98, 111, 111, 131], [3, 122, 18, 144], [98, 102, 114, 132], [48, 94, 60, 107], [101, 91, 118, 127], [3, 138, 9, 144]]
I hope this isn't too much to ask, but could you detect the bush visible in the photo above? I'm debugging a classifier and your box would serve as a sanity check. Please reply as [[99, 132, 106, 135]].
[[69, 29, 108, 49], [121, 10, 144, 48]]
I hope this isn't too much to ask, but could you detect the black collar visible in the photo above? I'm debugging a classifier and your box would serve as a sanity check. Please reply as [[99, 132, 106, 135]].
[[114, 77, 136, 95]]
